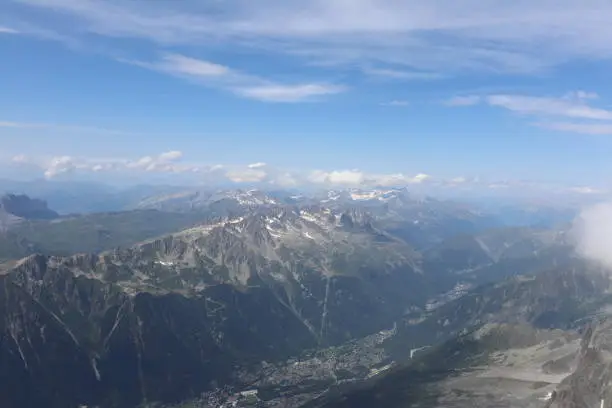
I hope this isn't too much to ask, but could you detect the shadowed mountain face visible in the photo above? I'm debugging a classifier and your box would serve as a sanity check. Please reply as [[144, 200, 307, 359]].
[[0, 194, 58, 220], [0, 254, 317, 408], [0, 194, 59, 230]]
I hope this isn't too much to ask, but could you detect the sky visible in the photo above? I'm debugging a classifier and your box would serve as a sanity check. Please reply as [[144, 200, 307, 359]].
[[2, 0, 612, 196]]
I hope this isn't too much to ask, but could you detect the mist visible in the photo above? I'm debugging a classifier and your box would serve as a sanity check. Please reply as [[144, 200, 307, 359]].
[[573, 202, 612, 268]]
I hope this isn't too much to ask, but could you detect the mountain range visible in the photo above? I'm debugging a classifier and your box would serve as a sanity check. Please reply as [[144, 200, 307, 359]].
[[0, 184, 604, 408]]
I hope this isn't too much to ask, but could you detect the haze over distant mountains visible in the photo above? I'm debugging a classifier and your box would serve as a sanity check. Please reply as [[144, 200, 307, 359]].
[[0, 179, 610, 408]]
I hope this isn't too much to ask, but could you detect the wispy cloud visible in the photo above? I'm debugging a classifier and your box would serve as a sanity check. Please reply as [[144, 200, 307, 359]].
[[485, 92, 612, 135], [364, 67, 445, 81], [0, 26, 19, 34], [444, 95, 481, 106], [157, 54, 230, 77], [380, 100, 410, 107], [537, 122, 612, 136], [13, 0, 612, 75], [486, 93, 612, 121], [126, 53, 345, 102], [445, 91, 612, 135], [236, 84, 345, 102], [0, 120, 139, 135]]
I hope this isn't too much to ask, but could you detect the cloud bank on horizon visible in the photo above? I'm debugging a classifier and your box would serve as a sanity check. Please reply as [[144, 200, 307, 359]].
[[2, 151, 607, 204]]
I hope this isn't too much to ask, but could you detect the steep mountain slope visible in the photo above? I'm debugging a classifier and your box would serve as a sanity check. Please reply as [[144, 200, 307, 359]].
[[0, 207, 430, 408], [391, 260, 610, 355], [0, 254, 315, 408], [549, 317, 612, 408], [309, 261, 612, 408], [58, 206, 425, 344]]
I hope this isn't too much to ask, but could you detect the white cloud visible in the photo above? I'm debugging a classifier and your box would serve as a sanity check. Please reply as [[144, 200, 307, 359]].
[[0, 121, 41, 128], [445, 91, 612, 135], [225, 168, 268, 183], [0, 119, 139, 135], [271, 172, 299, 187], [381, 100, 410, 107], [445, 95, 481, 106], [486, 94, 612, 120], [0, 27, 19, 34], [5, 152, 607, 198], [364, 67, 444, 81], [127, 53, 345, 102], [567, 186, 606, 195], [11, 154, 29, 163], [537, 122, 612, 136], [235, 84, 346, 103], [309, 170, 365, 185], [18, 0, 612, 74], [450, 176, 467, 184], [409, 173, 430, 184], [567, 91, 599, 101], [368, 173, 410, 186], [158, 150, 183, 161], [126, 150, 195, 173], [573, 203, 612, 268], [44, 156, 77, 179], [159, 54, 230, 77], [308, 170, 431, 187]]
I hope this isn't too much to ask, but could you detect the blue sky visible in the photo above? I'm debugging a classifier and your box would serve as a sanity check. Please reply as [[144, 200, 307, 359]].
[[2, 0, 612, 196]]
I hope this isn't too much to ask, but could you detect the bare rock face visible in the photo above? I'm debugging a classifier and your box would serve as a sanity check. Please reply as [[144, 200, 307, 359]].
[[549, 318, 612, 408]]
